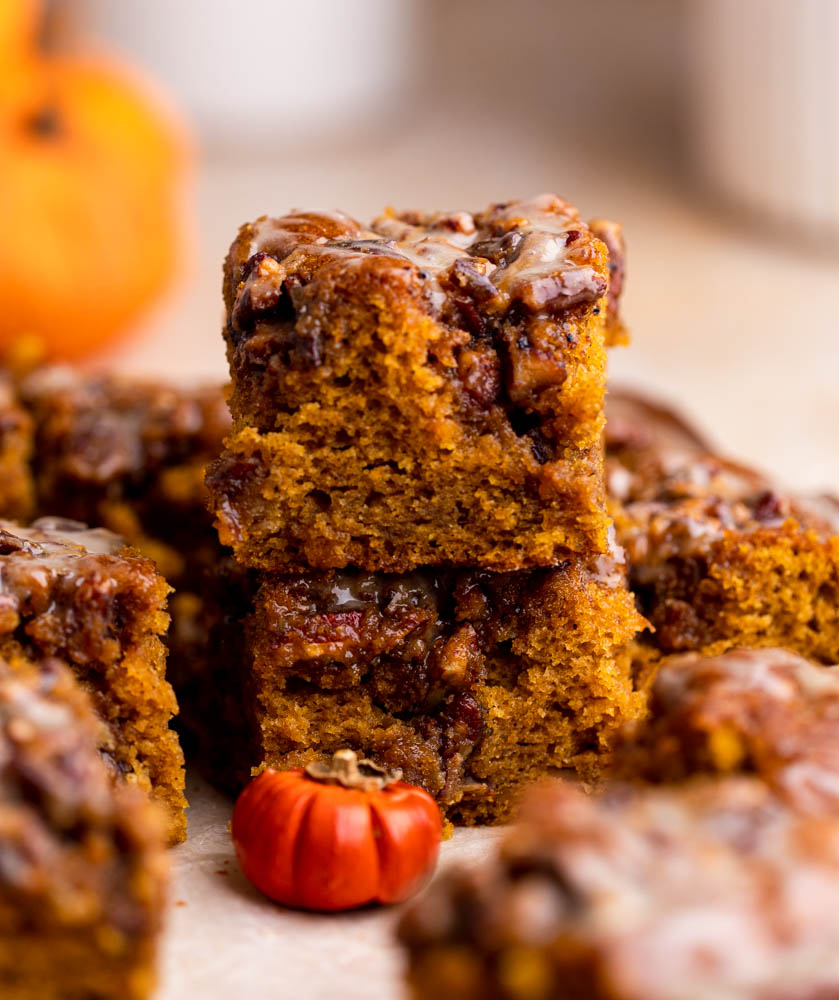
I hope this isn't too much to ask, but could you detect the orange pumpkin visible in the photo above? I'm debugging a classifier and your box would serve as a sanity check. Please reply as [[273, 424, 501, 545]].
[[232, 751, 443, 912], [0, 0, 38, 108], [0, 1, 188, 360], [0, 0, 36, 62]]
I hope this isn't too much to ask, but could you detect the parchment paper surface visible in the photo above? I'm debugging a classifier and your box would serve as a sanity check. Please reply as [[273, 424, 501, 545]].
[[158, 775, 505, 1000]]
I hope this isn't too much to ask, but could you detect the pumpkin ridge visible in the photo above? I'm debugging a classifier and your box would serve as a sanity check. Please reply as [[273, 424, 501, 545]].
[[290, 784, 319, 898], [367, 799, 390, 897]]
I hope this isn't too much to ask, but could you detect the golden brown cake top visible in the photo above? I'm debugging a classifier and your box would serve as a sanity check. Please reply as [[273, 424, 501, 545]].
[[606, 388, 839, 569], [226, 194, 614, 333]]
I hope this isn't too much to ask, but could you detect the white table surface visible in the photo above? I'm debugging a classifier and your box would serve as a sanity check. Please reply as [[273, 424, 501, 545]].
[[100, 106, 839, 1000]]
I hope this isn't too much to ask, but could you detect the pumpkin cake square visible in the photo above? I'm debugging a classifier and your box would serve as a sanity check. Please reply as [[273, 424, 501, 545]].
[[613, 646, 839, 813], [0, 651, 168, 1000], [606, 388, 839, 664], [19, 367, 232, 692], [399, 777, 839, 1000], [207, 194, 626, 573], [0, 517, 186, 842], [400, 645, 839, 999], [183, 551, 645, 823]]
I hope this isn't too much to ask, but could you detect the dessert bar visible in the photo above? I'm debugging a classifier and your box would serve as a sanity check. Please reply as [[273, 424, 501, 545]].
[[0, 517, 186, 841], [209, 195, 625, 572], [184, 552, 645, 822], [607, 388, 839, 662], [20, 367, 232, 687], [613, 646, 839, 813], [0, 652, 168, 999], [21, 368, 230, 587], [400, 777, 839, 1000]]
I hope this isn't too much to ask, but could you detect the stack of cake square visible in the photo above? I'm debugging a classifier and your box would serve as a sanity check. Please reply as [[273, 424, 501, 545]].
[[200, 195, 646, 822]]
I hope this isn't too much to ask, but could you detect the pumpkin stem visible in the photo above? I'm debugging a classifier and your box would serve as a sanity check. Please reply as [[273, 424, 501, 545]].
[[28, 106, 61, 138], [39, 0, 66, 55], [305, 749, 403, 792], [27, 0, 66, 139]]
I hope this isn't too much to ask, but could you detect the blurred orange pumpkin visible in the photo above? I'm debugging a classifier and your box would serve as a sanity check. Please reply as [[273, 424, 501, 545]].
[[0, 0, 38, 107], [232, 752, 442, 912], [0, 0, 36, 60], [0, 0, 189, 360]]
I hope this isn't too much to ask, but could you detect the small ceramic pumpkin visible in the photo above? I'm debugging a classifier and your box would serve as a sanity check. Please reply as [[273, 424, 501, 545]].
[[232, 750, 443, 912]]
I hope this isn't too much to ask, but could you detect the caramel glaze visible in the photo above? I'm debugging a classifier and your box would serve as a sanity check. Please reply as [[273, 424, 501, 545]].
[[231, 196, 610, 328], [225, 196, 616, 442]]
